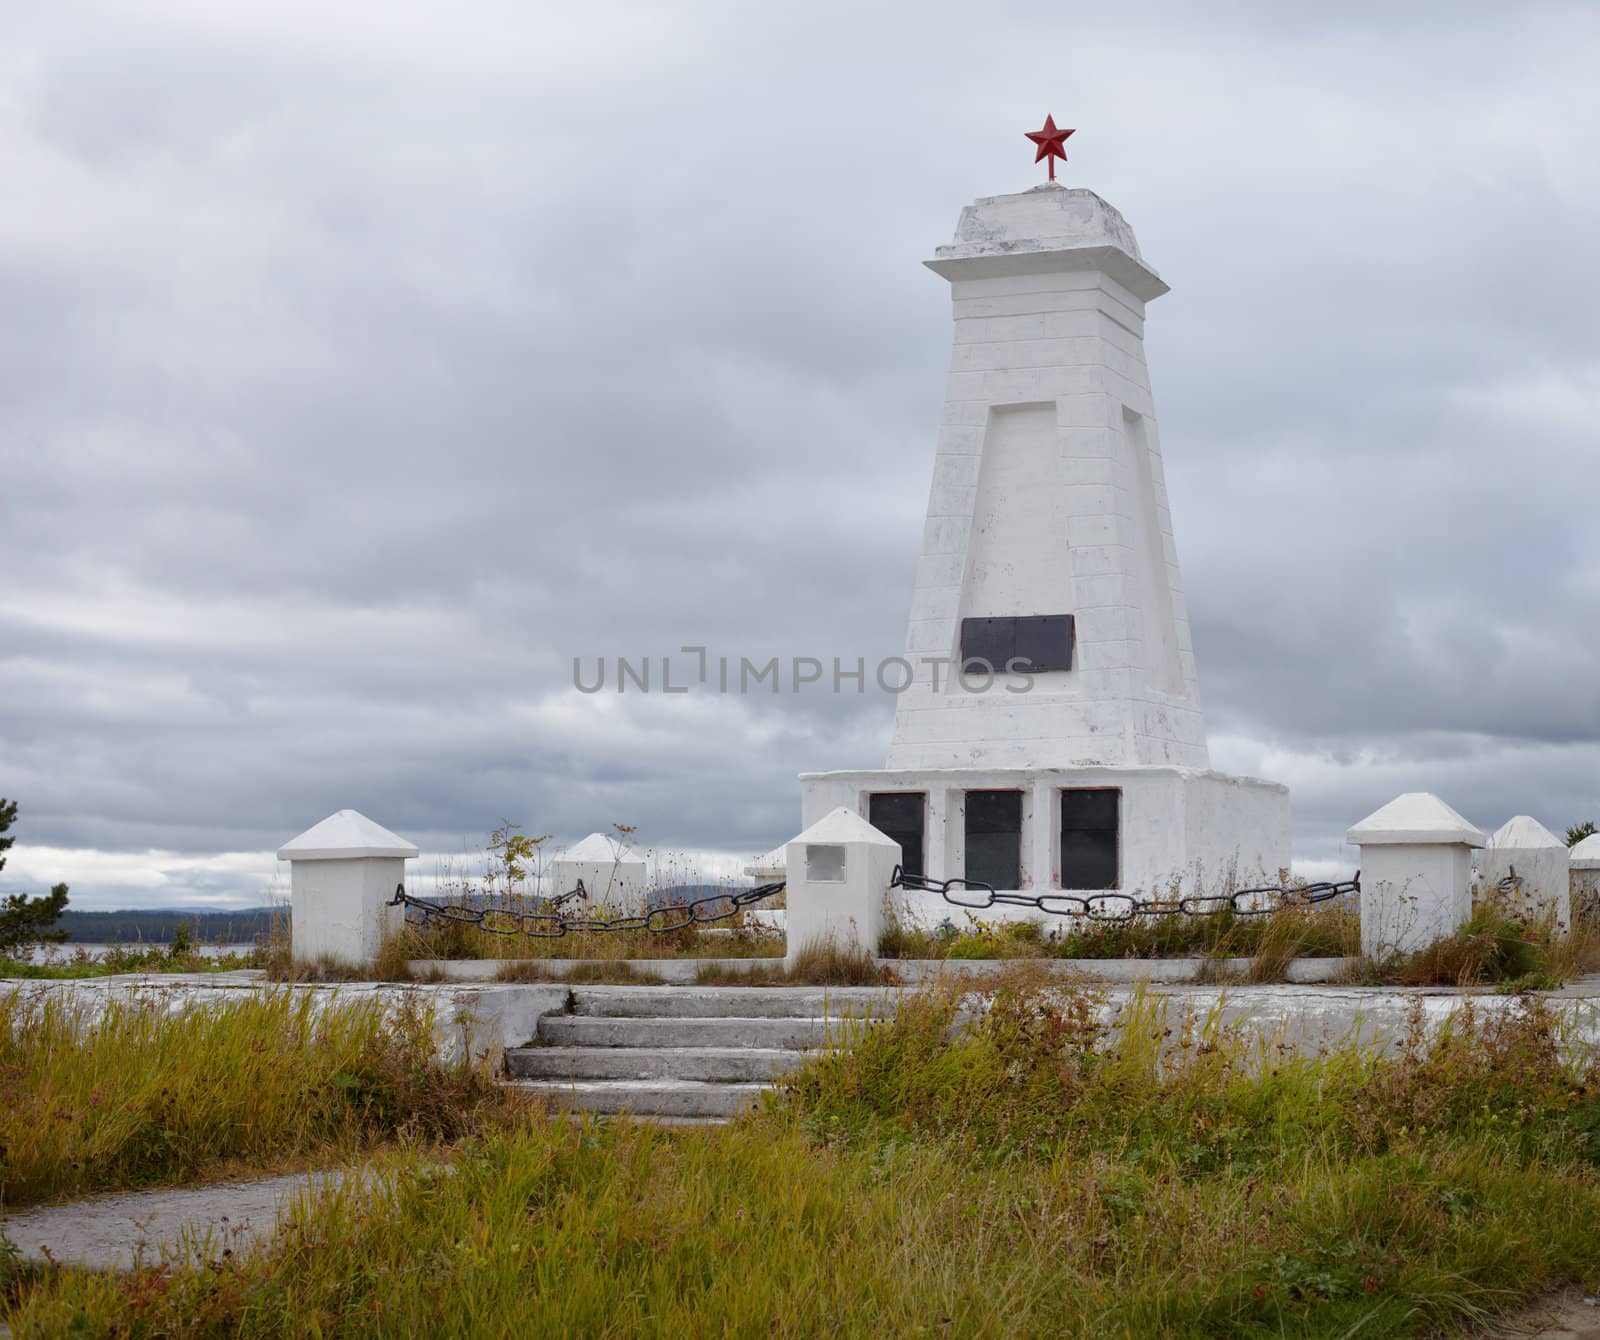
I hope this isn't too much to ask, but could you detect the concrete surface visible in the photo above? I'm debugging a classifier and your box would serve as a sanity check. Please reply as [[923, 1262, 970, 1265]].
[[505, 1078, 767, 1119], [535, 1013, 878, 1051], [2, 1169, 350, 1273], [565, 985, 897, 1018], [506, 1045, 803, 1083]]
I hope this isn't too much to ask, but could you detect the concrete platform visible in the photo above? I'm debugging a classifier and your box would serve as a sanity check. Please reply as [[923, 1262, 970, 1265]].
[[506, 1045, 803, 1083], [535, 1013, 877, 1051], [565, 985, 900, 1018], [506, 1078, 769, 1119]]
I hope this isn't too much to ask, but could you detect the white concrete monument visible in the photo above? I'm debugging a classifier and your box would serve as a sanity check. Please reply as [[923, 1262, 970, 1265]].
[[552, 832, 648, 908], [801, 174, 1289, 909], [1347, 792, 1486, 959], [782, 808, 902, 968], [278, 808, 418, 966], [1480, 816, 1571, 932], [1571, 833, 1600, 912]]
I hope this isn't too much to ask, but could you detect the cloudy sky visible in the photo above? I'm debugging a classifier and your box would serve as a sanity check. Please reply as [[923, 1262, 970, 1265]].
[[2, 0, 1597, 909]]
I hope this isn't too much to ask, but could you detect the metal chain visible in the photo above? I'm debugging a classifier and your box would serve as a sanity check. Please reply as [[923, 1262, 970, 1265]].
[[387, 880, 786, 939], [890, 866, 1359, 923]]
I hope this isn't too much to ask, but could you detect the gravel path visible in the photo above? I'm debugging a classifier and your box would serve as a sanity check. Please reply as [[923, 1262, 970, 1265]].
[[2, 1169, 349, 1272]]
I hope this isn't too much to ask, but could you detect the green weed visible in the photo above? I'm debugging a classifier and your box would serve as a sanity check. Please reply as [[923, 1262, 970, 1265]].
[[12, 977, 1600, 1336], [0, 989, 523, 1207]]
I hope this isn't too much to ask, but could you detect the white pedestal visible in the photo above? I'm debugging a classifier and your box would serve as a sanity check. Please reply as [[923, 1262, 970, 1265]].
[[800, 766, 1288, 923], [551, 833, 648, 909], [278, 809, 418, 968], [1572, 834, 1600, 916], [1348, 793, 1486, 959], [782, 808, 901, 967], [1480, 816, 1571, 933]]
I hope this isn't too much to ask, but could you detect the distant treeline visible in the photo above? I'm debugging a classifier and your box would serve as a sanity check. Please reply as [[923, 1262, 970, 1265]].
[[47, 883, 743, 944], [48, 908, 280, 945]]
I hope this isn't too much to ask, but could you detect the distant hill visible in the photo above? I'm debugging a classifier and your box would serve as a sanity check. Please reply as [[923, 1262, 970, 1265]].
[[47, 907, 280, 945]]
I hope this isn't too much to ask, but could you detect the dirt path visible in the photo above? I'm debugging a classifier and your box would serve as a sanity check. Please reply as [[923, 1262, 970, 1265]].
[[1480, 1288, 1600, 1339]]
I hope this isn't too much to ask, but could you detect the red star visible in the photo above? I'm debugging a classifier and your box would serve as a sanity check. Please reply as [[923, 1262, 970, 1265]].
[[1025, 114, 1075, 182]]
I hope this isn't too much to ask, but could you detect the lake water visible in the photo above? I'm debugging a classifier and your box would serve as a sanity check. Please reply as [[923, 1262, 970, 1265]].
[[24, 943, 256, 966]]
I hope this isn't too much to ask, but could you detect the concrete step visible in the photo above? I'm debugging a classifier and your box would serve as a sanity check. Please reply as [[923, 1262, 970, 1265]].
[[505, 1045, 804, 1083], [536, 1013, 877, 1051], [565, 985, 899, 1020], [506, 1078, 769, 1119]]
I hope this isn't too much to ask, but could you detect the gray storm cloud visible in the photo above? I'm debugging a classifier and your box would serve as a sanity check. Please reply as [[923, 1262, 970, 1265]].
[[1, 0, 1597, 906]]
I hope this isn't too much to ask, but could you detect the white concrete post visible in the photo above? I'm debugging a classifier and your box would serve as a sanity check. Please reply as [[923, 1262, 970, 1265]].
[[277, 809, 419, 967], [551, 833, 648, 910], [783, 807, 901, 969], [1480, 816, 1571, 933], [1347, 793, 1486, 960], [1571, 834, 1600, 919]]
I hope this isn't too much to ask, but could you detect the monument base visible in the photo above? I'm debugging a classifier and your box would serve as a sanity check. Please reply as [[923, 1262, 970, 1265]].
[[799, 766, 1290, 923]]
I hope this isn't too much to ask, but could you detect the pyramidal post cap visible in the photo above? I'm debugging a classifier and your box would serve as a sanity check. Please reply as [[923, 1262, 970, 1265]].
[[276, 809, 419, 862], [1346, 793, 1487, 848], [786, 807, 901, 849], [562, 832, 642, 864], [1570, 832, 1600, 869], [1487, 815, 1567, 851]]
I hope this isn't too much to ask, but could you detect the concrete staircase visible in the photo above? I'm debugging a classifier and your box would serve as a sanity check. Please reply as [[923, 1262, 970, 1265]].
[[502, 985, 896, 1121]]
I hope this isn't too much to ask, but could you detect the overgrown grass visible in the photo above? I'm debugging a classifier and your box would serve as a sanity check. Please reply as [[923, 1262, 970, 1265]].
[[879, 901, 1360, 968], [0, 989, 524, 1208], [494, 959, 667, 985], [262, 931, 445, 984], [13, 975, 1600, 1336], [266, 916, 786, 972], [1365, 904, 1600, 989], [0, 942, 266, 980], [693, 939, 897, 986]]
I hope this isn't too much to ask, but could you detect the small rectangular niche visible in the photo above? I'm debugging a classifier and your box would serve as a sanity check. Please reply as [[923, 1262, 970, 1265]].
[[869, 792, 926, 880], [964, 790, 1022, 890], [804, 844, 848, 883], [1060, 788, 1120, 890], [960, 615, 1074, 674]]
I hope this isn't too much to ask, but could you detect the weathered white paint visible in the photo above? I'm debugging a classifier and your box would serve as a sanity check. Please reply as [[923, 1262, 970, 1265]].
[[1480, 815, 1571, 932], [803, 183, 1290, 902], [1572, 833, 1600, 907], [782, 808, 901, 967], [1347, 793, 1486, 959], [551, 832, 648, 909], [277, 810, 417, 967]]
